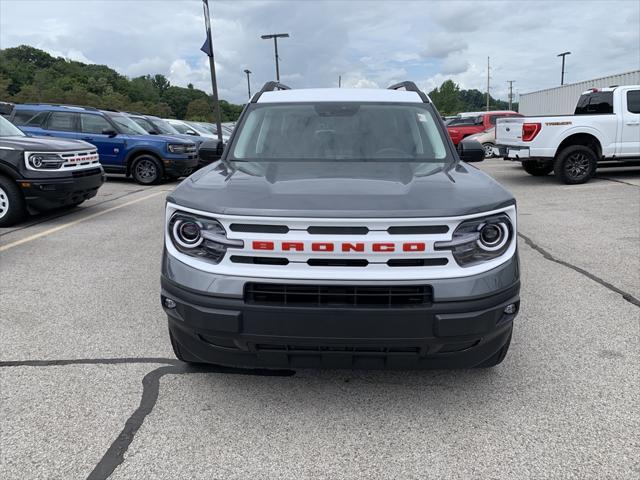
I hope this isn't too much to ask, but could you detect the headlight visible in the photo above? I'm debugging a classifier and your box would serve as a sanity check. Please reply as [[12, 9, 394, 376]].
[[27, 153, 63, 169], [434, 214, 513, 267], [168, 212, 243, 264], [167, 144, 188, 154]]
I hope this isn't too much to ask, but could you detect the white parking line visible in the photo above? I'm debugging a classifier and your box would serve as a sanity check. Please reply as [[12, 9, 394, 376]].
[[0, 190, 167, 252]]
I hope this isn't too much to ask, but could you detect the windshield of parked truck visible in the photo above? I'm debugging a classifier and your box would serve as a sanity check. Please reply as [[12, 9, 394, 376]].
[[0, 115, 25, 137], [230, 103, 450, 163], [108, 114, 149, 135]]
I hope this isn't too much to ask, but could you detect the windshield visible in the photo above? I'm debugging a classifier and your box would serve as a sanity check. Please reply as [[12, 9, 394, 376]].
[[186, 122, 214, 136], [230, 103, 449, 163], [108, 114, 149, 135], [169, 121, 194, 135], [150, 118, 180, 135], [0, 115, 26, 137]]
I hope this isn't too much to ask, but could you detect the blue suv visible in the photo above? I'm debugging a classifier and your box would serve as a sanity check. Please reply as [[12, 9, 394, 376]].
[[11, 104, 198, 185]]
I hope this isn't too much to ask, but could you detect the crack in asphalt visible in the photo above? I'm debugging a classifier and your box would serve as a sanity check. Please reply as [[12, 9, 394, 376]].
[[597, 176, 640, 188], [0, 356, 295, 479], [519, 232, 640, 307], [0, 357, 180, 368], [86, 363, 295, 480]]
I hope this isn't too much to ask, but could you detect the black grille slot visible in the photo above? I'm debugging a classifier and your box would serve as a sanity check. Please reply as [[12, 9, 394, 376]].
[[307, 226, 369, 235], [230, 256, 289, 265], [387, 258, 449, 267], [307, 258, 368, 267], [245, 283, 432, 308], [230, 224, 289, 233], [387, 225, 449, 234], [72, 168, 102, 178]]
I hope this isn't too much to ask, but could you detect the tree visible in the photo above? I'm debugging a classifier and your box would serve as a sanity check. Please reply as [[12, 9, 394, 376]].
[[0, 45, 245, 121], [185, 98, 214, 122], [428, 80, 463, 116], [151, 74, 170, 95]]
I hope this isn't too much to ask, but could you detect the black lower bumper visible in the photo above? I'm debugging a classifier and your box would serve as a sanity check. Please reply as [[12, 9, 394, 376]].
[[20, 168, 105, 213], [163, 158, 198, 177], [162, 277, 519, 369]]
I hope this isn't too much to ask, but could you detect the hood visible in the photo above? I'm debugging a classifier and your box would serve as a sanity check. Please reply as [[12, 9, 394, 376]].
[[0, 135, 94, 152], [169, 161, 515, 218]]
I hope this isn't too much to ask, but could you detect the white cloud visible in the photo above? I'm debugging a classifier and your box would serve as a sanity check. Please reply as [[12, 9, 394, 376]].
[[0, 0, 637, 104]]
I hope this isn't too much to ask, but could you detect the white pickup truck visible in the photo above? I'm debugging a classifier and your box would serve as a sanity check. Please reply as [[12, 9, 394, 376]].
[[496, 85, 640, 184]]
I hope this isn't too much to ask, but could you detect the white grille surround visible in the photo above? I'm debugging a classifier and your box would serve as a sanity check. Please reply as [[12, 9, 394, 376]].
[[165, 202, 517, 281], [24, 149, 101, 172]]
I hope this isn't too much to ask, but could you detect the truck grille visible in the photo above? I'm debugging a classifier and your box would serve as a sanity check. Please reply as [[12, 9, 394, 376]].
[[245, 283, 433, 308]]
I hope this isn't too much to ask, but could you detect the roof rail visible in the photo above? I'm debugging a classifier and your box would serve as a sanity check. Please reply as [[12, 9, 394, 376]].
[[21, 103, 101, 111], [387, 81, 429, 103], [251, 81, 291, 103]]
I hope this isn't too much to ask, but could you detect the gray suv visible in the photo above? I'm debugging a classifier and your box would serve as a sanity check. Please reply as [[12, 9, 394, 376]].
[[161, 81, 520, 369]]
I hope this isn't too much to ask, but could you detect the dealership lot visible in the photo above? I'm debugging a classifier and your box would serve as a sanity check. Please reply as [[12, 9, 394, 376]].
[[1, 162, 638, 479]]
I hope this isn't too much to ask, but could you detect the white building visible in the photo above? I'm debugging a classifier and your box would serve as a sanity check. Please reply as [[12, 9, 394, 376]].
[[518, 70, 640, 116]]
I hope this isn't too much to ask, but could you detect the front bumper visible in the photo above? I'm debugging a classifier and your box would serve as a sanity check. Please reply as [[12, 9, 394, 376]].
[[19, 167, 105, 212], [162, 156, 198, 177], [161, 253, 520, 369]]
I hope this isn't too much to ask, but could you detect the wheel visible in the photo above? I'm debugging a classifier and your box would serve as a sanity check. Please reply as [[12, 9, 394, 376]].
[[522, 161, 554, 176], [169, 329, 200, 364], [554, 145, 597, 184], [0, 175, 26, 227], [131, 155, 163, 185], [482, 142, 495, 158], [475, 330, 512, 368]]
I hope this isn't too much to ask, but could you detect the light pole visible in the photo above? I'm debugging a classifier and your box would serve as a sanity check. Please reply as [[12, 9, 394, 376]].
[[244, 69, 252, 100], [557, 51, 571, 86], [260, 33, 289, 82], [200, 0, 223, 143]]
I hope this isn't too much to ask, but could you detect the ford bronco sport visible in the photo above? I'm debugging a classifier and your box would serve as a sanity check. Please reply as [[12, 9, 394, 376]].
[[161, 81, 520, 369]]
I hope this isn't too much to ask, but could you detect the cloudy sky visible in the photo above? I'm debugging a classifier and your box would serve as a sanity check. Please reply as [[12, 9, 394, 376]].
[[1, 0, 638, 104]]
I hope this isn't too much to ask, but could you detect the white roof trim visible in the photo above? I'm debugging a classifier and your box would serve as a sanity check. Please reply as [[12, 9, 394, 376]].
[[257, 88, 425, 104]]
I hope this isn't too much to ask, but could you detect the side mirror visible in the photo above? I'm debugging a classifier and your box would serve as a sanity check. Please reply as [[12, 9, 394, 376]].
[[458, 140, 485, 163], [102, 128, 118, 137], [185, 129, 198, 136]]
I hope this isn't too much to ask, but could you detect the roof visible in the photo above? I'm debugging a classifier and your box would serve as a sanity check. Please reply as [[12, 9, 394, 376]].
[[257, 88, 425, 104]]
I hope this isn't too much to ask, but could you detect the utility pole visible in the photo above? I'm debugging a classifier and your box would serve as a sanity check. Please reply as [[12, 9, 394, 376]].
[[557, 51, 571, 85], [260, 33, 290, 82], [244, 69, 252, 100], [200, 0, 223, 143], [486, 56, 490, 111], [338, 75, 341, 88], [507, 80, 515, 111]]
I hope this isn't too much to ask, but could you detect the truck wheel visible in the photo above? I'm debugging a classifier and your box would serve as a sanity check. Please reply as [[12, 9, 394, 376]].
[[522, 161, 553, 176], [475, 329, 512, 368], [554, 145, 597, 184], [0, 175, 26, 228], [131, 155, 163, 185], [482, 143, 495, 158]]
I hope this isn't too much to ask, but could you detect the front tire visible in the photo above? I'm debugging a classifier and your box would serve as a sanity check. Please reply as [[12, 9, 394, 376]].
[[554, 145, 597, 184], [0, 175, 26, 228], [522, 161, 554, 176], [482, 142, 495, 158], [131, 155, 163, 185]]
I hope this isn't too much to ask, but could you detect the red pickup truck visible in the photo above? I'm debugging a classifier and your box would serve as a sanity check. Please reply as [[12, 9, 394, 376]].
[[447, 111, 522, 145]]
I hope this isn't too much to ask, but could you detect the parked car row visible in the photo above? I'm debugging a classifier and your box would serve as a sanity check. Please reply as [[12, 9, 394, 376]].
[[0, 101, 230, 226]]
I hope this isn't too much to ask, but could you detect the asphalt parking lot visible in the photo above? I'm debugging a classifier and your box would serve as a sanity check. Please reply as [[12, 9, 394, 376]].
[[1, 161, 638, 479]]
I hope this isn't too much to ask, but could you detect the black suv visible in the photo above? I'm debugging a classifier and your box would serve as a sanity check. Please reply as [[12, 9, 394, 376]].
[[0, 115, 104, 227]]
